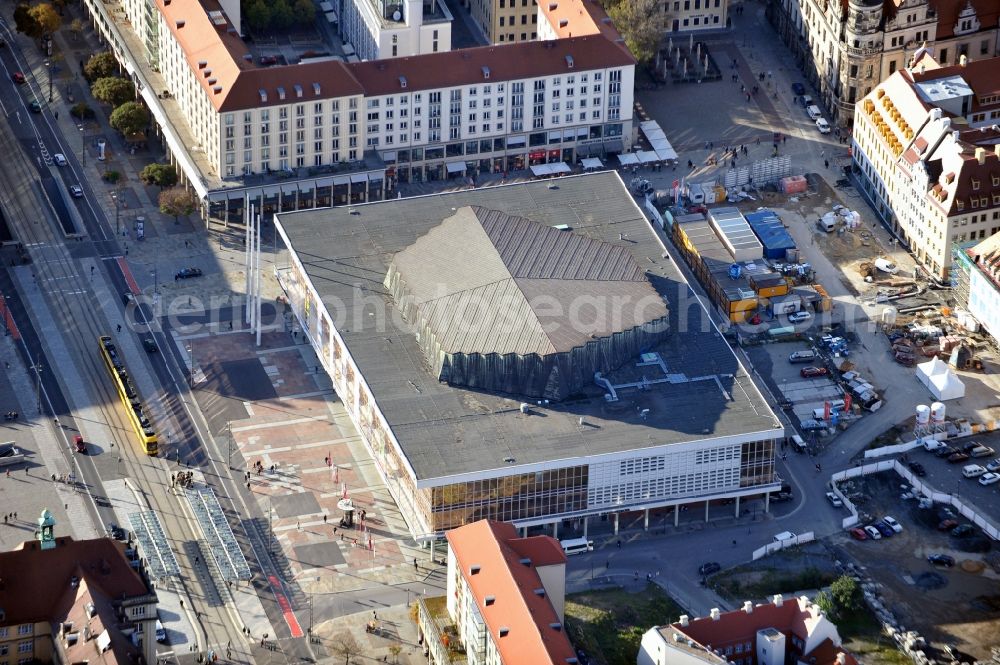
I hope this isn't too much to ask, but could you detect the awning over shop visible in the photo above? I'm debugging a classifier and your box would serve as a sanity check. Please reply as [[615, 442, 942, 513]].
[[529, 162, 572, 177], [581, 157, 603, 170], [333, 175, 351, 186], [616, 152, 640, 166], [446, 161, 466, 174], [350, 173, 369, 184], [576, 143, 599, 157], [604, 139, 624, 154], [636, 150, 660, 164], [507, 135, 527, 147]]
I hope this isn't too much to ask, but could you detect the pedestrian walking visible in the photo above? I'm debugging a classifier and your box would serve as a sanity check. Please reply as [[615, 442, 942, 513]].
[[824, 159, 830, 169], [116, 324, 122, 333]]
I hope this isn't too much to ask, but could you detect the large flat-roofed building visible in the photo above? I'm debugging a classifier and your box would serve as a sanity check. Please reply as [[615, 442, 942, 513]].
[[273, 171, 783, 541]]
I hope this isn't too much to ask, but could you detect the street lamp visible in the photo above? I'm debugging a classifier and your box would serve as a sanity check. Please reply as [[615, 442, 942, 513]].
[[80, 126, 86, 167], [112, 191, 120, 236], [32, 363, 43, 412], [186, 345, 194, 387], [44, 60, 52, 103]]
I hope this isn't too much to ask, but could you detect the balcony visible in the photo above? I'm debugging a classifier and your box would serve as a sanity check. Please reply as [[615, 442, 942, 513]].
[[416, 596, 468, 665], [845, 44, 882, 57]]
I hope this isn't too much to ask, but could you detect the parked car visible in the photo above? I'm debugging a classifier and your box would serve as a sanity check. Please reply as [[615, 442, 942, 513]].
[[948, 451, 971, 463], [155, 620, 166, 643], [978, 472, 1000, 486], [937, 519, 958, 531], [825, 492, 843, 507], [12, 71, 26, 84], [815, 118, 831, 134], [800, 94, 814, 108], [800, 366, 828, 378], [258, 55, 279, 66], [174, 267, 203, 280], [970, 445, 995, 458], [882, 516, 903, 533], [927, 553, 955, 567], [53, 153, 67, 166], [849, 527, 868, 541], [951, 524, 975, 538], [788, 311, 812, 324], [792, 82, 806, 95], [698, 561, 721, 576], [923, 439, 946, 452], [907, 461, 926, 476], [74, 435, 86, 454], [69, 185, 84, 198], [935, 445, 957, 457], [986, 458, 1000, 472], [962, 441, 981, 453], [788, 350, 818, 363], [806, 104, 823, 120], [863, 525, 882, 540], [962, 464, 987, 478]]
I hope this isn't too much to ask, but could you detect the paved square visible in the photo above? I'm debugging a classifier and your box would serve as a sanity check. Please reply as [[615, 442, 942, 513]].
[[294, 542, 346, 569], [211, 359, 277, 401], [270, 491, 321, 519]]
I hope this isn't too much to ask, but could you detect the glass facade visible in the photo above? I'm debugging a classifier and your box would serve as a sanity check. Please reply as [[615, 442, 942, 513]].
[[426, 466, 589, 531], [740, 439, 776, 488]]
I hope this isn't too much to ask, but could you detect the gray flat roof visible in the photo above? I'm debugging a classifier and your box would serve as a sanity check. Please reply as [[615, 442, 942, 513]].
[[276, 172, 780, 483]]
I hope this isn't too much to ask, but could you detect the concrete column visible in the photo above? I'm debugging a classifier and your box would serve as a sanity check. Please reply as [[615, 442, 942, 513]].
[[765, 493, 771, 513], [613, 513, 619, 535], [582, 516, 588, 539], [552, 521, 558, 539], [430, 538, 436, 563], [643, 509, 649, 531], [674, 505, 680, 527], [142, 617, 156, 665], [521, 527, 527, 537], [704, 500, 710, 522], [735, 496, 741, 518]]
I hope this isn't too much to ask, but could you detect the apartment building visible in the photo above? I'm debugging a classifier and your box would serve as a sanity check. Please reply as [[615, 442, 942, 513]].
[[852, 51, 1000, 278], [665, 0, 729, 33], [436, 520, 573, 665], [953, 231, 1000, 350], [78, 0, 634, 212], [638, 595, 857, 665], [768, 0, 1000, 128], [339, 0, 453, 61], [0, 514, 158, 665], [469, 0, 539, 43]]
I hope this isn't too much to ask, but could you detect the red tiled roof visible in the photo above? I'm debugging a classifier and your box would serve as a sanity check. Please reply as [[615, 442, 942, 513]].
[[539, 0, 623, 44], [508, 535, 566, 566], [446, 520, 574, 665], [350, 35, 635, 97], [932, 0, 1000, 40], [0, 537, 150, 625]]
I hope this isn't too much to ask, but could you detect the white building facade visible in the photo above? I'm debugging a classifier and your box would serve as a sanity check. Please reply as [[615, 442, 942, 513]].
[[339, 0, 453, 61]]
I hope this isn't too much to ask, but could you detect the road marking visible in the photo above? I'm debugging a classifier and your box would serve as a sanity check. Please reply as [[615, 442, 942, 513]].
[[231, 416, 329, 432], [0, 295, 21, 340], [117, 256, 141, 294], [265, 574, 304, 638]]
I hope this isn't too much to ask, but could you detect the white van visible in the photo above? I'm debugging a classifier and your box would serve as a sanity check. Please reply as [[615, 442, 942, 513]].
[[559, 537, 594, 556], [806, 105, 823, 120], [962, 464, 986, 478], [812, 400, 846, 420], [773, 531, 796, 543], [790, 434, 807, 452], [874, 258, 898, 274]]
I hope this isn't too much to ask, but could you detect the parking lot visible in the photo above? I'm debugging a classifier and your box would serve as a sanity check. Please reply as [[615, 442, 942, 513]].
[[832, 472, 1000, 659], [898, 431, 1000, 519]]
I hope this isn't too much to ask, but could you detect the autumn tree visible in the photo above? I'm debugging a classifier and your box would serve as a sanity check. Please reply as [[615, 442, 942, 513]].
[[109, 101, 149, 136], [159, 187, 198, 224], [140, 163, 178, 189], [91, 77, 134, 107], [13, 4, 41, 39], [601, 0, 667, 63], [69, 17, 85, 40], [84, 52, 118, 81], [28, 3, 61, 37]]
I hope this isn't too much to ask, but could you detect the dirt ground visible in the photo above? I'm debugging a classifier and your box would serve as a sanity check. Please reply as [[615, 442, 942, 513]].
[[835, 472, 1000, 659]]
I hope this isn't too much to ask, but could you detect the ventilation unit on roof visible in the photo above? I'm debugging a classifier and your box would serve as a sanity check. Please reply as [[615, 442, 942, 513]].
[[399, 75, 407, 88], [313, 82, 321, 95], [482, 66, 490, 79]]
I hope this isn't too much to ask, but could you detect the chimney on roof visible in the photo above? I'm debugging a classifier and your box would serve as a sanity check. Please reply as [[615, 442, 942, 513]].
[[952, 130, 960, 143], [960, 54, 968, 67], [836, 654, 847, 665], [176, 19, 185, 28], [773, 594, 784, 607], [930, 108, 942, 121], [976, 147, 986, 164], [470, 565, 481, 575], [710, 608, 720, 621], [743, 601, 753, 614], [679, 615, 689, 626], [213, 86, 223, 94]]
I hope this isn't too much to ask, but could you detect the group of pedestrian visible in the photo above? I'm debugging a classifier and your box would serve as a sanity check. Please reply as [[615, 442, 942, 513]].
[[3, 512, 17, 524]]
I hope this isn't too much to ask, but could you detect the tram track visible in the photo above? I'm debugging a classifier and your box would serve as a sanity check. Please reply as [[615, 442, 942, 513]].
[[0, 110, 251, 662]]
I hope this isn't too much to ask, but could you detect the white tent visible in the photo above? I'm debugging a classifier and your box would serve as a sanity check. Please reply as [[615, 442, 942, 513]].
[[916, 357, 966, 401]]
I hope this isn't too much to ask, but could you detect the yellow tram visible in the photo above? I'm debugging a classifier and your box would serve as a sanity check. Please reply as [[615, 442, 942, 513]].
[[98, 335, 158, 455]]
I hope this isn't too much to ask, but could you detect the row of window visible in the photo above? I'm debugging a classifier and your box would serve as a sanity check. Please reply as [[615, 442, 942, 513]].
[[669, 0, 722, 11]]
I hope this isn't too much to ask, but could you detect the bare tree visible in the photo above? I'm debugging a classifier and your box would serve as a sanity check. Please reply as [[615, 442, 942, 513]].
[[331, 634, 361, 665], [388, 644, 403, 663]]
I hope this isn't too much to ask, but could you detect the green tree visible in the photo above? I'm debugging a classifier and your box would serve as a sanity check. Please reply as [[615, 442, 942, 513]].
[[243, 0, 271, 32], [70, 102, 94, 120], [84, 52, 117, 81], [28, 3, 61, 36], [815, 575, 861, 621], [159, 187, 198, 224], [140, 163, 178, 189], [292, 0, 316, 26], [69, 17, 85, 40], [13, 3, 42, 39], [601, 0, 666, 63], [270, 0, 294, 30], [91, 77, 134, 107], [109, 101, 149, 136]]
